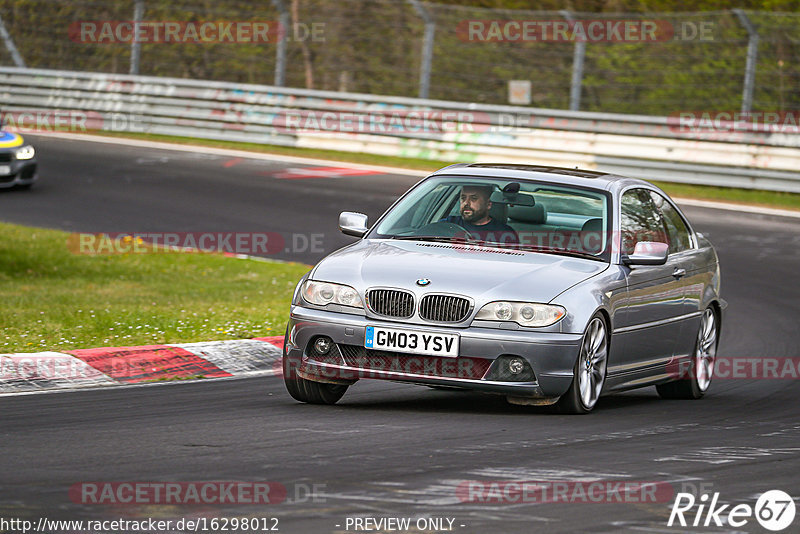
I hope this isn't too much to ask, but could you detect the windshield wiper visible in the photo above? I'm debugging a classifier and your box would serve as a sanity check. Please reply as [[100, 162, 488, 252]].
[[390, 235, 532, 252], [388, 235, 478, 244], [513, 245, 603, 261]]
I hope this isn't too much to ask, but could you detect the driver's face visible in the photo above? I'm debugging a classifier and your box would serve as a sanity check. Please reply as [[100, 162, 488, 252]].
[[460, 187, 491, 223]]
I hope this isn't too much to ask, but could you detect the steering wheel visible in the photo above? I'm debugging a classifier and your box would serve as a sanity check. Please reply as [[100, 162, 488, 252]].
[[414, 221, 469, 238]]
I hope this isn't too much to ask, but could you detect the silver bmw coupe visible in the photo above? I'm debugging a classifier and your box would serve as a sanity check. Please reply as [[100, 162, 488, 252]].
[[282, 164, 726, 413]]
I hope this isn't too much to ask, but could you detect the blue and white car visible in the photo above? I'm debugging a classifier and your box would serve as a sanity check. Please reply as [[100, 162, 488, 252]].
[[0, 131, 37, 189]]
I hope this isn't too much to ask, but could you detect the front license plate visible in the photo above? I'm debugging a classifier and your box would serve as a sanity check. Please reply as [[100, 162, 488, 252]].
[[0, 165, 10, 175], [365, 326, 459, 358]]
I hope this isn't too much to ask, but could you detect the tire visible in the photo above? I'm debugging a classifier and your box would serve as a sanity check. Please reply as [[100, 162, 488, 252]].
[[556, 315, 609, 414], [282, 326, 348, 405], [657, 307, 718, 400], [284, 373, 348, 404]]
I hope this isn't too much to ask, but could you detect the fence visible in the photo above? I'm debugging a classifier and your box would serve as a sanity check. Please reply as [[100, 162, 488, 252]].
[[0, 1, 798, 116], [3, 67, 800, 192]]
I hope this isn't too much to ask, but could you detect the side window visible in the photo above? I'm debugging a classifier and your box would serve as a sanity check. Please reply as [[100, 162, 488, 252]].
[[620, 189, 665, 255], [650, 192, 692, 254]]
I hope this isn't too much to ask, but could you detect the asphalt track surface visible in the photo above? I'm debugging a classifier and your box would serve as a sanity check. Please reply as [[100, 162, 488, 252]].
[[2, 135, 799, 533]]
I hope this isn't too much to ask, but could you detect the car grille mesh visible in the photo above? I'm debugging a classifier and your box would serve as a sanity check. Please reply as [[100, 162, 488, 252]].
[[366, 289, 414, 318], [419, 294, 471, 323], [337, 344, 490, 380]]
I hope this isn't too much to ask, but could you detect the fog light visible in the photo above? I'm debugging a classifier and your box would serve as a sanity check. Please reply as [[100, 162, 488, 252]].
[[508, 358, 525, 375], [485, 355, 536, 382], [314, 337, 332, 355]]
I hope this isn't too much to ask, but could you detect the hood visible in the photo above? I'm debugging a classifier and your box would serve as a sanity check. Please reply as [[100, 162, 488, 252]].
[[311, 239, 608, 304]]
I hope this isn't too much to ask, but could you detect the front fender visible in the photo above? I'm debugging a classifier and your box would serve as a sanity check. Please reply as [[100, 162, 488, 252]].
[[291, 270, 313, 306], [550, 265, 627, 334]]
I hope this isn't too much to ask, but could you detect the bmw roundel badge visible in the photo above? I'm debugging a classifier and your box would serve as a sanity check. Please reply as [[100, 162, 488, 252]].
[[416, 278, 431, 286]]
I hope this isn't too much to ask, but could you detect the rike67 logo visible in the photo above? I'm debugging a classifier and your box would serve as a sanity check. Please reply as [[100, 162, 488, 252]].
[[668, 489, 796, 531]]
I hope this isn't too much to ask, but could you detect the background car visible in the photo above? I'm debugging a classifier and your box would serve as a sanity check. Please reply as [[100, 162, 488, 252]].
[[284, 163, 726, 413], [0, 130, 37, 189]]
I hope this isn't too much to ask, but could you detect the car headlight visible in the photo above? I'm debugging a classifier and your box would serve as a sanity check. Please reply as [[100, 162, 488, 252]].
[[475, 301, 566, 327], [15, 145, 35, 160], [302, 280, 363, 308]]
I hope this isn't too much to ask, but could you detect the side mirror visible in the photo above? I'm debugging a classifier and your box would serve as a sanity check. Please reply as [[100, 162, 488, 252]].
[[622, 241, 668, 266], [339, 211, 369, 238]]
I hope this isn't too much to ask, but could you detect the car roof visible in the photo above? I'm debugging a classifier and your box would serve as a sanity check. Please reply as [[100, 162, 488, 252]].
[[428, 163, 652, 195]]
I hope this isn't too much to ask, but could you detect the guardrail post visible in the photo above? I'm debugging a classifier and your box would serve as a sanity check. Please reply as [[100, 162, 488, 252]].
[[733, 9, 758, 115], [560, 11, 585, 111], [408, 0, 435, 99], [271, 0, 289, 86], [129, 0, 144, 74], [0, 14, 25, 68]]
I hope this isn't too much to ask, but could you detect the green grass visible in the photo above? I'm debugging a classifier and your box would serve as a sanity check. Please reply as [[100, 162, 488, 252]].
[[650, 181, 800, 210], [0, 222, 309, 354], [89, 130, 800, 212]]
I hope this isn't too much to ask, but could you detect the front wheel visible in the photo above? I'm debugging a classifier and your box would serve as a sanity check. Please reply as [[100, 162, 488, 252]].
[[657, 307, 718, 400], [556, 315, 608, 414], [284, 371, 348, 404], [282, 326, 348, 405]]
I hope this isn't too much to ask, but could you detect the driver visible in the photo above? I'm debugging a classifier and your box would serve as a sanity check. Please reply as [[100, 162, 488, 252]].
[[442, 185, 518, 244]]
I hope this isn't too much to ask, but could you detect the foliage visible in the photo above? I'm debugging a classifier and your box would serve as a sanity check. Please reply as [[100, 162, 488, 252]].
[[1, 1, 797, 113]]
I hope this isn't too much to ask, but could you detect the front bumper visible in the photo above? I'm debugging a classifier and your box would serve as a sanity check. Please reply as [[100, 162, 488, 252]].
[[284, 306, 582, 399], [0, 157, 37, 188]]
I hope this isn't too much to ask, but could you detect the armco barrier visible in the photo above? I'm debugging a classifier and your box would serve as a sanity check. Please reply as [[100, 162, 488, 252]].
[[2, 67, 800, 192]]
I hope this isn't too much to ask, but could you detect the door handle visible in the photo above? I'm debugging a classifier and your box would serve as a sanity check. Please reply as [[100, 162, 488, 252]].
[[673, 268, 686, 278]]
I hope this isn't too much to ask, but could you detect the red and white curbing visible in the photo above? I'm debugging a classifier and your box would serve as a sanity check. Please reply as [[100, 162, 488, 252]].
[[0, 337, 284, 394]]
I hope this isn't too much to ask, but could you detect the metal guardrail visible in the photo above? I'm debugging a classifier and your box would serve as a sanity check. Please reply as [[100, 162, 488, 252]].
[[2, 67, 800, 193]]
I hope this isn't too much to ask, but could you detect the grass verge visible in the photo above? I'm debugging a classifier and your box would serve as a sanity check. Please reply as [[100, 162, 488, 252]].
[[89, 130, 800, 211], [1, 221, 309, 354]]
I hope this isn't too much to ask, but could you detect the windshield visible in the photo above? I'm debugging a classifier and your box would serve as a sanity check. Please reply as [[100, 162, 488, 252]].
[[370, 175, 612, 261]]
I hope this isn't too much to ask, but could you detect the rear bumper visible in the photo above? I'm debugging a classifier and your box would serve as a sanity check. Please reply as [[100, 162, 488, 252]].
[[284, 306, 582, 398]]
